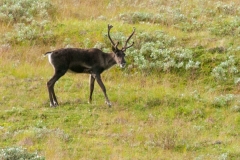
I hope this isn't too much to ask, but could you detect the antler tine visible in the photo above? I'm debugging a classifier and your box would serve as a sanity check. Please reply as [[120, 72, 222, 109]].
[[123, 42, 134, 51], [123, 27, 136, 51], [107, 24, 116, 46]]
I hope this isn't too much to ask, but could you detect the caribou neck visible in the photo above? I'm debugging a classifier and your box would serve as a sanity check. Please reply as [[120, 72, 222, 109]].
[[105, 52, 117, 69]]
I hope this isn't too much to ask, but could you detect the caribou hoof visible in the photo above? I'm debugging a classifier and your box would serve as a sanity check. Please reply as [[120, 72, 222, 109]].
[[105, 101, 112, 107], [50, 101, 58, 107]]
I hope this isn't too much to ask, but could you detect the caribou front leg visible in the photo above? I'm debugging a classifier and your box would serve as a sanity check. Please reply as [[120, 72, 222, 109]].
[[95, 74, 111, 107]]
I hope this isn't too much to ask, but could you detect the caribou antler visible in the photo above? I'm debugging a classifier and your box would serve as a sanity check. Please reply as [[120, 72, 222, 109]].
[[108, 24, 116, 47], [122, 27, 136, 51], [108, 24, 135, 51]]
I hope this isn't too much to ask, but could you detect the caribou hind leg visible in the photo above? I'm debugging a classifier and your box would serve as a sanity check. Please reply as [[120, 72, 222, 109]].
[[89, 74, 95, 104]]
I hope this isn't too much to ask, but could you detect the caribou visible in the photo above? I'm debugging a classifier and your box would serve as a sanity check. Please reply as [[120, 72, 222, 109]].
[[44, 24, 135, 107]]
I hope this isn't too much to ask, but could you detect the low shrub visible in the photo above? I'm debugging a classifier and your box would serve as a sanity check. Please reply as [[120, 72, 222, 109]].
[[0, 0, 56, 45], [119, 10, 187, 26], [0, 146, 45, 160], [125, 31, 200, 72], [3, 21, 55, 45], [213, 94, 236, 108], [211, 55, 239, 82], [209, 17, 240, 37], [0, 0, 56, 24]]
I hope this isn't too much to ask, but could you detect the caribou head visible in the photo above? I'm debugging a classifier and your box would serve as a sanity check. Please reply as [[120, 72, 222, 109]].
[[108, 24, 135, 68]]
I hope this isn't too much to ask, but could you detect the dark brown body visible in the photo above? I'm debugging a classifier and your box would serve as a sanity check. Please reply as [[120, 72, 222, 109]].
[[48, 48, 118, 74]]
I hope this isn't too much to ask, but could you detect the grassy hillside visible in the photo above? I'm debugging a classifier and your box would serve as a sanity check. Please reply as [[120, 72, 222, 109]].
[[0, 0, 239, 159]]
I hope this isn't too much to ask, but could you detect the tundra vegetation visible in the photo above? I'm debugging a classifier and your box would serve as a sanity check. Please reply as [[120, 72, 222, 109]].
[[0, 0, 239, 159]]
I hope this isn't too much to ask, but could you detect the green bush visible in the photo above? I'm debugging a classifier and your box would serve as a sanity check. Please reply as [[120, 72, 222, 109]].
[[209, 17, 240, 36], [0, 0, 56, 45], [3, 21, 55, 45], [213, 94, 235, 108], [0, 0, 56, 24], [211, 55, 239, 82], [119, 10, 187, 26], [0, 147, 45, 160], [126, 31, 200, 72]]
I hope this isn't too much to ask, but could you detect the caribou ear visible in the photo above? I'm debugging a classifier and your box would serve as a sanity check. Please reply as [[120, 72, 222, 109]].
[[112, 45, 117, 52]]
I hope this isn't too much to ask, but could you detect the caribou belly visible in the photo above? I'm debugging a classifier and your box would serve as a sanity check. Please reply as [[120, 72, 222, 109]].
[[68, 64, 92, 73]]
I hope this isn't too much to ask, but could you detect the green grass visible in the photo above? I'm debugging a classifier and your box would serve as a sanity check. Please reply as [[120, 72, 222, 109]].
[[0, 0, 240, 159], [1, 70, 239, 159]]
